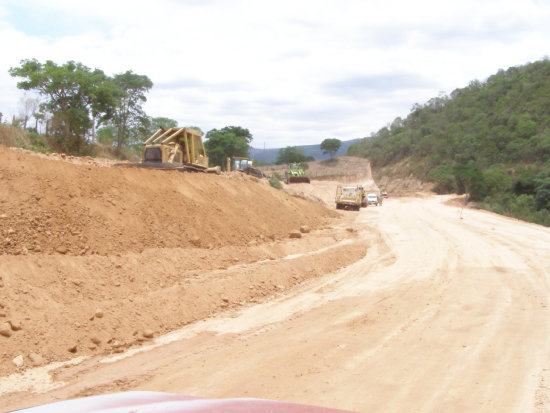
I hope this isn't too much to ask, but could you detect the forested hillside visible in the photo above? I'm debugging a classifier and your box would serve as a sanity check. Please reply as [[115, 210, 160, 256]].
[[348, 59, 550, 226]]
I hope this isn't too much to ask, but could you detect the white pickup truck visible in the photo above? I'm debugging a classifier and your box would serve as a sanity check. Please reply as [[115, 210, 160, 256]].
[[367, 193, 382, 206]]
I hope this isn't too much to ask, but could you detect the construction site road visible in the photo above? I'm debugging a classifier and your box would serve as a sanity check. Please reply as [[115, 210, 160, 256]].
[[2, 188, 550, 412]]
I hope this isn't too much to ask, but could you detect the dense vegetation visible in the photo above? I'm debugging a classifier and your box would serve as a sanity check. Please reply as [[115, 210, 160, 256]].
[[348, 59, 550, 226]]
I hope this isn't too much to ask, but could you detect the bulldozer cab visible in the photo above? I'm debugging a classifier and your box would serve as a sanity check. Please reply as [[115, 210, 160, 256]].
[[231, 157, 253, 171], [225, 156, 264, 178]]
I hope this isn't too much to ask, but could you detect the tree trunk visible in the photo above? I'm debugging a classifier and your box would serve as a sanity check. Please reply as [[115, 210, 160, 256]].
[[91, 115, 96, 143]]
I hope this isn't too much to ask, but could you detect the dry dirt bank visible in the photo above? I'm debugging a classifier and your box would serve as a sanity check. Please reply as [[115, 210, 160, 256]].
[[0, 145, 371, 380], [3, 191, 550, 413], [258, 156, 372, 181], [0, 146, 337, 256]]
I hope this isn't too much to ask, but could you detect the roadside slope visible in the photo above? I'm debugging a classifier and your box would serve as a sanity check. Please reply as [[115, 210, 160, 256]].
[[5, 193, 550, 413], [0, 145, 366, 378], [0, 146, 336, 256]]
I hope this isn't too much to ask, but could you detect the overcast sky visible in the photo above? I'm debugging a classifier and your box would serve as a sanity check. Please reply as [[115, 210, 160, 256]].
[[1, 0, 549, 148]]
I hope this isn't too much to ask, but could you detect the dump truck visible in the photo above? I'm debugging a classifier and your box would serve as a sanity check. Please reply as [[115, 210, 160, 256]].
[[226, 156, 264, 178], [335, 186, 367, 210], [286, 163, 310, 184]]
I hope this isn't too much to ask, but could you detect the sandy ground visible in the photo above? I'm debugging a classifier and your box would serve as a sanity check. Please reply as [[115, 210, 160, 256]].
[[2, 148, 550, 412]]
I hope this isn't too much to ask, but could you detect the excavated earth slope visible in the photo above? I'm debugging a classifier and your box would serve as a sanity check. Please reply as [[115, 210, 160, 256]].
[[0, 146, 367, 378]]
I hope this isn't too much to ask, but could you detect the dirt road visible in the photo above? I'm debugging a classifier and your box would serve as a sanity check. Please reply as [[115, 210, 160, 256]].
[[3, 180, 550, 412]]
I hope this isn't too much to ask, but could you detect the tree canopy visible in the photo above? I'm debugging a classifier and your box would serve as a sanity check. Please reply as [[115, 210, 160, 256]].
[[9, 59, 112, 153], [106, 71, 152, 155], [275, 146, 314, 164], [148, 117, 179, 135], [204, 126, 251, 168], [215, 126, 253, 143], [320, 138, 341, 159]]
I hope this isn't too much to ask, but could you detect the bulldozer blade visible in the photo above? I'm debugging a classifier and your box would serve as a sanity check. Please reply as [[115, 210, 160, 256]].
[[239, 167, 264, 178], [113, 162, 206, 172], [287, 176, 311, 184]]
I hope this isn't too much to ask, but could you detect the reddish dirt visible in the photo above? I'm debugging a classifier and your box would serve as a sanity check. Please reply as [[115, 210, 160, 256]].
[[0, 147, 338, 256], [2, 146, 550, 413], [0, 145, 368, 380]]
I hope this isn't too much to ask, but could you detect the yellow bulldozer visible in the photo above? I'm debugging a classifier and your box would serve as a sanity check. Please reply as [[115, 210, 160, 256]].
[[226, 156, 264, 178], [139, 127, 211, 171], [116, 127, 220, 173]]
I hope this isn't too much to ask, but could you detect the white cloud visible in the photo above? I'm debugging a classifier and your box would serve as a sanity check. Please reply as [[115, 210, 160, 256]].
[[1, 0, 550, 148]]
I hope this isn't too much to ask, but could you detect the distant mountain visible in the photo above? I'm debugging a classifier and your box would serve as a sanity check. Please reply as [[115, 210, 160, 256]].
[[249, 138, 362, 163]]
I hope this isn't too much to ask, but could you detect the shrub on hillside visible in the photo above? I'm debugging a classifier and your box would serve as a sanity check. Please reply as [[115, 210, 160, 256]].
[[269, 176, 282, 189]]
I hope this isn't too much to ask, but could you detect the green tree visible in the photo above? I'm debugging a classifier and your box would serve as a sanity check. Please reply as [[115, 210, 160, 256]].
[[204, 127, 250, 168], [513, 164, 536, 195], [510, 194, 536, 217], [276, 146, 308, 164], [320, 138, 341, 159], [148, 117, 178, 135], [96, 124, 117, 146], [483, 165, 513, 195], [9, 59, 112, 153], [427, 164, 456, 193], [216, 126, 253, 143], [453, 163, 486, 200], [515, 114, 537, 139], [106, 71, 153, 155], [534, 176, 550, 210]]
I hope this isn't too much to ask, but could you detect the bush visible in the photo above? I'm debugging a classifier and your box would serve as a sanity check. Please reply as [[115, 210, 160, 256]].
[[510, 194, 536, 218], [269, 177, 282, 189], [427, 164, 456, 193], [483, 165, 513, 195], [534, 178, 550, 210]]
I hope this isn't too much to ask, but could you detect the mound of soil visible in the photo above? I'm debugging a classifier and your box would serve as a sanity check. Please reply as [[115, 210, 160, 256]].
[[0, 146, 368, 376], [0, 147, 335, 256]]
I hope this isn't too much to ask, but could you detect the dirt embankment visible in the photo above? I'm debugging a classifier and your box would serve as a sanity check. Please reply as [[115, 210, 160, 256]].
[[372, 159, 431, 195], [0, 145, 368, 377], [0, 147, 335, 256], [258, 156, 372, 181]]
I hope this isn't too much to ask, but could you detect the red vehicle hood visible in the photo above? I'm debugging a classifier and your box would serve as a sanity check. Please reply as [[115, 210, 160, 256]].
[[14, 391, 356, 413]]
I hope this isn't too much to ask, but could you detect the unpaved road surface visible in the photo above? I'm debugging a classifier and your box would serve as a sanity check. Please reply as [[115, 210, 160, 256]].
[[2, 150, 550, 412]]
